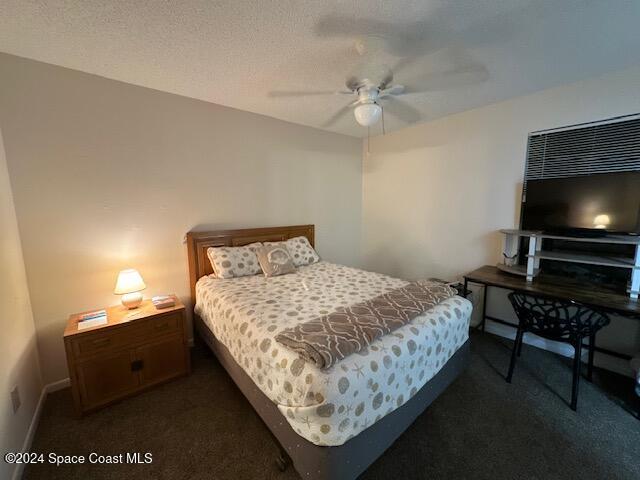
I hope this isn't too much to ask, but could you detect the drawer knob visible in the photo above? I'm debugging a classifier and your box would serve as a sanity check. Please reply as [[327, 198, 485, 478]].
[[131, 359, 144, 371]]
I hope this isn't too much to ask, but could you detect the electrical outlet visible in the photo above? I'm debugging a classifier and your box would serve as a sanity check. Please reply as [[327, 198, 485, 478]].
[[10, 385, 21, 413]]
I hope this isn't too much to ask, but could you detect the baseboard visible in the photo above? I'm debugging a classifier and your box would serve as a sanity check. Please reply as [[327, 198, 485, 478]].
[[11, 389, 46, 480], [45, 377, 70, 393], [11, 378, 71, 480]]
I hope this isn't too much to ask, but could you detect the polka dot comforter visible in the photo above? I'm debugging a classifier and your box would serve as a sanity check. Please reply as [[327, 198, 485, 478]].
[[195, 262, 472, 446]]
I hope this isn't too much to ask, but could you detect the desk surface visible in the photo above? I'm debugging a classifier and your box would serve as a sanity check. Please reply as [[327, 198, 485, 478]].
[[465, 265, 640, 318]]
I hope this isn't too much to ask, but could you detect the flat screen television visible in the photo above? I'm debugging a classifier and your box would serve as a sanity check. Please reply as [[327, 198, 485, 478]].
[[521, 172, 640, 235]]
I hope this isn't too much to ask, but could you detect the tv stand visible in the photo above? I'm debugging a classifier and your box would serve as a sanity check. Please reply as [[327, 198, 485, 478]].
[[499, 229, 640, 299], [552, 229, 608, 239]]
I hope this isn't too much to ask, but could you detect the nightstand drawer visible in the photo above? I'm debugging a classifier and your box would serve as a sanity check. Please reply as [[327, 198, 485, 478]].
[[139, 311, 181, 338], [73, 322, 147, 356], [72, 312, 181, 357]]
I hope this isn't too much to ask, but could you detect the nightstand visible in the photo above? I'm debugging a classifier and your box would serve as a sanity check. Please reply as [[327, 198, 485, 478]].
[[63, 296, 190, 415]]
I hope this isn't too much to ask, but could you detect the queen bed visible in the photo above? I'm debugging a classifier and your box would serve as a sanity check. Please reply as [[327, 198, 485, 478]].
[[186, 225, 471, 479]]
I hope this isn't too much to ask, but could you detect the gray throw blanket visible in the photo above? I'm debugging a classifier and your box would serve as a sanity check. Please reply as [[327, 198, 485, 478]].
[[275, 281, 457, 370]]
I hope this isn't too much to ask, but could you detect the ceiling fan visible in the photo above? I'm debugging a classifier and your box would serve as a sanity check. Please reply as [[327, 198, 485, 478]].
[[269, 65, 420, 129], [269, 29, 489, 130]]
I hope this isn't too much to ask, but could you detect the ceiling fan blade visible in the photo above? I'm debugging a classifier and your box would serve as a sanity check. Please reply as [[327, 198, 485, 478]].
[[383, 97, 421, 124], [315, 14, 448, 58], [394, 63, 490, 95], [393, 46, 490, 93], [379, 84, 405, 98], [315, 15, 393, 39], [391, 56, 420, 77], [346, 76, 362, 91], [268, 90, 351, 98], [345, 64, 393, 90], [315, 2, 531, 59], [421, 64, 489, 92], [322, 104, 354, 128], [378, 68, 394, 89]]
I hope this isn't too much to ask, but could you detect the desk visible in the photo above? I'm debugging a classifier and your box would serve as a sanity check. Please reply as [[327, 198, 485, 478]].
[[464, 265, 640, 361]]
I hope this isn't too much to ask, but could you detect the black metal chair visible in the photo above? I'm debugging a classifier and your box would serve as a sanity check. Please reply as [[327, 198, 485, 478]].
[[506, 291, 610, 411]]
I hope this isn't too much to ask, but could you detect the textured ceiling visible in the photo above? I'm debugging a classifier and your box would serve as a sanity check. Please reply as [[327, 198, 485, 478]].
[[1, 1, 640, 138]]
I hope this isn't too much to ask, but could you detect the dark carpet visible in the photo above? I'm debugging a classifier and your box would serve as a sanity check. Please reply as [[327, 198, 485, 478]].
[[24, 332, 640, 480]]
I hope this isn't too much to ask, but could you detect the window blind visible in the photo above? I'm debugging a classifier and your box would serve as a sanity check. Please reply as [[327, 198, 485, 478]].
[[523, 115, 640, 198]]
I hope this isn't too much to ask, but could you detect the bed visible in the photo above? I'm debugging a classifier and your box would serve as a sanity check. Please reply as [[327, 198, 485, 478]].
[[186, 225, 471, 479]]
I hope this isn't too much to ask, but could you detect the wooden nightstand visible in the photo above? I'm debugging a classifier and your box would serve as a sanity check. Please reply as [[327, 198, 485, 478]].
[[63, 296, 190, 415]]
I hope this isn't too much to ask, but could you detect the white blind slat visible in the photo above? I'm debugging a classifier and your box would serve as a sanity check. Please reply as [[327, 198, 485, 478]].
[[524, 117, 640, 192]]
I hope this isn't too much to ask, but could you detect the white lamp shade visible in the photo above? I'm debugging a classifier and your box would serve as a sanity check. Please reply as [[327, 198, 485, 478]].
[[354, 103, 382, 127], [114, 269, 146, 295]]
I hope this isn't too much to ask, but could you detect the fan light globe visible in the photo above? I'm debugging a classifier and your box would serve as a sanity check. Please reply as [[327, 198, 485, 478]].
[[354, 103, 382, 127]]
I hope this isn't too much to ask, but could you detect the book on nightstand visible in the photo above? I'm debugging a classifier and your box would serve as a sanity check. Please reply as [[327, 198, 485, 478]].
[[77, 309, 107, 329], [152, 295, 176, 309]]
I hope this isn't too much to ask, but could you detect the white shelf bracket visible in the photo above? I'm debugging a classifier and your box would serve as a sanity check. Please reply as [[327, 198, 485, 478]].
[[526, 235, 538, 282], [631, 245, 640, 300]]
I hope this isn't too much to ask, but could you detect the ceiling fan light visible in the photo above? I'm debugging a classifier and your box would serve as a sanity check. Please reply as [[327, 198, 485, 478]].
[[354, 103, 382, 127]]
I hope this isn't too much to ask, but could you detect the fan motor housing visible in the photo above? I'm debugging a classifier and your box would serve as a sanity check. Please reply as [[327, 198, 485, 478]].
[[357, 86, 380, 104]]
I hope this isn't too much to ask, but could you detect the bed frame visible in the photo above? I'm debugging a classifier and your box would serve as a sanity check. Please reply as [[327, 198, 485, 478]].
[[186, 225, 470, 480]]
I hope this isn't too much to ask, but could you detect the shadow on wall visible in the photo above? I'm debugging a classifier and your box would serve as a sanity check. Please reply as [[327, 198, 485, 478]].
[[361, 215, 436, 280], [363, 243, 415, 280], [1, 332, 42, 479], [480, 229, 503, 268], [365, 121, 462, 160], [362, 215, 504, 281], [5, 332, 42, 404], [513, 181, 523, 227]]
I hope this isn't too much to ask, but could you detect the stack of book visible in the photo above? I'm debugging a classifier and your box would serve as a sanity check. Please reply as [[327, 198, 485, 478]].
[[77, 309, 107, 330], [152, 295, 175, 309]]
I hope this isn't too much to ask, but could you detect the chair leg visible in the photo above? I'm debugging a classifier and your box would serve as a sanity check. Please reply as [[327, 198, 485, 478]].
[[571, 338, 583, 411], [506, 327, 524, 383], [587, 334, 596, 382], [517, 331, 524, 357]]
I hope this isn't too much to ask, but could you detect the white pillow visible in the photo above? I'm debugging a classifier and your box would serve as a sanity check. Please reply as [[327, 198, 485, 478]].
[[267, 236, 319, 267], [207, 242, 262, 278]]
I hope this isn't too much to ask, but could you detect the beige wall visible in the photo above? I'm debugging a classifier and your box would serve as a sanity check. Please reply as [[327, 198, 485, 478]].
[[0, 127, 43, 480], [0, 53, 362, 385], [362, 66, 640, 373]]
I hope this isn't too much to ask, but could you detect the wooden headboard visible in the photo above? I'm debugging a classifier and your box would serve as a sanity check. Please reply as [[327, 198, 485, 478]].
[[186, 224, 314, 308]]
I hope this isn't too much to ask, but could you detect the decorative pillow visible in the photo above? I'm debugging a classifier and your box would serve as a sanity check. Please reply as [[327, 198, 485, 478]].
[[256, 244, 296, 277], [207, 243, 262, 279], [284, 236, 320, 267]]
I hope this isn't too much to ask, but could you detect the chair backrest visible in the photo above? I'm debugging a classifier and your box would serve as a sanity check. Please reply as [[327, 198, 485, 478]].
[[508, 291, 610, 340]]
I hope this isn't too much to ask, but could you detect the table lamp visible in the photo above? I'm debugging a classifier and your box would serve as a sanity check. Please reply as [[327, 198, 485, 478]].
[[114, 269, 146, 309]]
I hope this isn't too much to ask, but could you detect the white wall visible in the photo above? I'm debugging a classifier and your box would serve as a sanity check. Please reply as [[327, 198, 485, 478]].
[[0, 53, 363, 385], [0, 127, 43, 480], [362, 66, 640, 375]]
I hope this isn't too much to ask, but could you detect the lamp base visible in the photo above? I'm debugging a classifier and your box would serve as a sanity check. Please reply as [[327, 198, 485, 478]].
[[121, 291, 143, 309]]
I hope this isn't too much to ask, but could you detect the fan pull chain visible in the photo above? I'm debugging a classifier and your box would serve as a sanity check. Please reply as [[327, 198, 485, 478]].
[[367, 126, 370, 153], [381, 104, 386, 135]]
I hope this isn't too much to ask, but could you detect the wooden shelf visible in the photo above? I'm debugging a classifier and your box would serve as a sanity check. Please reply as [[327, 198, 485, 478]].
[[499, 229, 640, 245], [527, 250, 638, 269], [496, 263, 540, 277], [499, 229, 541, 236], [500, 228, 640, 298]]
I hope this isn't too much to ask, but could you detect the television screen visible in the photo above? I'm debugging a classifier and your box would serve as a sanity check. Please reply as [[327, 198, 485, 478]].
[[521, 172, 640, 235]]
